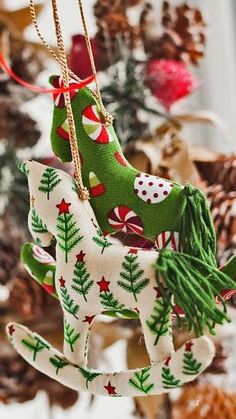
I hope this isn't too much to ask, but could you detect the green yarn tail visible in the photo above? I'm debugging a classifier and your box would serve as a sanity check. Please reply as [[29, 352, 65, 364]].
[[176, 185, 217, 267], [155, 248, 236, 336]]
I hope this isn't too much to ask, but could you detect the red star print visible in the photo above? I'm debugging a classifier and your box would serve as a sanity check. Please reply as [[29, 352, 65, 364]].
[[164, 356, 171, 366], [59, 276, 66, 287], [56, 199, 71, 215], [185, 341, 194, 352], [153, 287, 162, 298], [8, 325, 15, 336], [104, 381, 117, 395], [97, 276, 110, 292], [128, 248, 138, 254], [76, 251, 86, 263], [83, 315, 96, 325]]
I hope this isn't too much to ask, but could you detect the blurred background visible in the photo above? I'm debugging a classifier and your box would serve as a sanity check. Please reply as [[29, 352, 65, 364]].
[[0, 1, 236, 418]]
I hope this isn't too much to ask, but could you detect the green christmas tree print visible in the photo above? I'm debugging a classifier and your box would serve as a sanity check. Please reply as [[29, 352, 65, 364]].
[[31, 208, 48, 234], [97, 277, 124, 310], [77, 366, 102, 389], [118, 253, 149, 301], [92, 228, 112, 254], [49, 355, 69, 375], [56, 199, 83, 263], [183, 343, 202, 375], [22, 335, 50, 361], [72, 252, 93, 302], [162, 366, 181, 389], [100, 292, 125, 310], [60, 285, 79, 319], [38, 167, 61, 199], [64, 319, 80, 352], [146, 297, 171, 345], [129, 367, 154, 395]]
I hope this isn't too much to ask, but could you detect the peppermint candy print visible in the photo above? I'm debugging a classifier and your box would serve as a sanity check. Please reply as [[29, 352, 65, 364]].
[[155, 232, 179, 251], [134, 173, 173, 204], [216, 289, 236, 304], [52, 76, 77, 108], [82, 105, 113, 144], [32, 245, 55, 265], [108, 206, 144, 235], [57, 117, 70, 141]]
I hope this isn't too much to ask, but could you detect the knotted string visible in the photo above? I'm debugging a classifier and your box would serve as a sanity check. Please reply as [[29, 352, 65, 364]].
[[50, 0, 89, 200]]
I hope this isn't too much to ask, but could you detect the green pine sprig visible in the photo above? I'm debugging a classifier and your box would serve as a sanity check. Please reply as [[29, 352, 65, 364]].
[[183, 351, 202, 375], [118, 254, 149, 301], [72, 260, 93, 302], [31, 208, 48, 234], [162, 367, 181, 389], [64, 319, 80, 352], [49, 355, 69, 375], [38, 167, 61, 199], [100, 291, 125, 311], [129, 367, 154, 394], [77, 366, 102, 389], [22, 335, 50, 361], [92, 228, 112, 254], [60, 287, 79, 319], [57, 213, 83, 263], [146, 297, 171, 346]]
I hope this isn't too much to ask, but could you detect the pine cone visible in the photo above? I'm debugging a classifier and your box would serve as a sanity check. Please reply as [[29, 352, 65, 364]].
[[0, 215, 25, 285], [172, 384, 236, 418], [206, 184, 236, 265], [0, 96, 40, 148], [94, 0, 142, 18], [0, 13, 43, 85], [8, 264, 49, 319], [95, 13, 138, 69], [204, 342, 228, 375], [0, 351, 79, 408], [42, 379, 79, 409], [140, 2, 206, 64], [196, 156, 236, 193], [0, 353, 39, 404]]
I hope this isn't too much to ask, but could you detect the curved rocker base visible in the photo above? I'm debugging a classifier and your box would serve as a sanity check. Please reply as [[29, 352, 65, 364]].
[[7, 322, 215, 398]]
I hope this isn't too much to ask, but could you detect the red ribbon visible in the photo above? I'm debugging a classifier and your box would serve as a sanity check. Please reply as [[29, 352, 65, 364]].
[[0, 53, 95, 94]]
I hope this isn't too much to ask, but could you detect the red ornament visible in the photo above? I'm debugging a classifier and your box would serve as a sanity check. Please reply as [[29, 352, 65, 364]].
[[56, 199, 71, 215], [104, 381, 117, 396], [59, 276, 66, 287], [70, 35, 100, 79], [76, 251, 86, 263], [146, 59, 200, 111], [83, 315, 96, 325], [97, 276, 110, 292]]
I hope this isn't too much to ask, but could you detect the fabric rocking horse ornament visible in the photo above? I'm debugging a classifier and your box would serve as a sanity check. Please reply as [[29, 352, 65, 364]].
[[7, 161, 236, 396], [48, 77, 236, 334], [6, 161, 219, 397]]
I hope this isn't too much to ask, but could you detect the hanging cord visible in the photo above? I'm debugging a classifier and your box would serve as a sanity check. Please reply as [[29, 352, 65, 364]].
[[29, 0, 113, 126], [51, 0, 89, 200], [76, 0, 113, 126]]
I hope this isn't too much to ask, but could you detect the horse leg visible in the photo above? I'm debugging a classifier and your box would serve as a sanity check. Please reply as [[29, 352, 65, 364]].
[[63, 314, 91, 366]]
